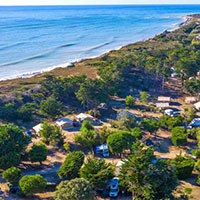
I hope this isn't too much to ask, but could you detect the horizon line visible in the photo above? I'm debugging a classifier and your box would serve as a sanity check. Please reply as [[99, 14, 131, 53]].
[[1, 4, 200, 6]]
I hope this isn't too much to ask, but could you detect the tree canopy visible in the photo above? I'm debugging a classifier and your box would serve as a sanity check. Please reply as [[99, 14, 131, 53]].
[[54, 178, 95, 200], [39, 122, 64, 146], [107, 130, 135, 154], [0, 124, 28, 169], [119, 142, 178, 200], [80, 157, 114, 189], [58, 151, 85, 179], [29, 144, 48, 164], [19, 175, 47, 196]]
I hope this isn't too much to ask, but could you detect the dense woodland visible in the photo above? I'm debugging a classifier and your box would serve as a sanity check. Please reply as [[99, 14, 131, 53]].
[[1, 16, 200, 200]]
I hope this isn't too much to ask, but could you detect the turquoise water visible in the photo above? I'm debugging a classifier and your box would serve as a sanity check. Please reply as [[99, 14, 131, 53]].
[[1, 5, 200, 80]]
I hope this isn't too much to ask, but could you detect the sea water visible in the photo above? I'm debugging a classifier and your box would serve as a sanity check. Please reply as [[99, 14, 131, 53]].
[[1, 5, 200, 80]]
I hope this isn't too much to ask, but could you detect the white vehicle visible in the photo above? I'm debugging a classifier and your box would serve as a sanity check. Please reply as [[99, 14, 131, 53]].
[[96, 144, 109, 157], [109, 177, 119, 197], [164, 109, 174, 116]]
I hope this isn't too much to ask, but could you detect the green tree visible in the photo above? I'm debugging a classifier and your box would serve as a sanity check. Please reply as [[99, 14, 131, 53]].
[[197, 174, 200, 185], [107, 131, 135, 154], [76, 79, 109, 109], [132, 127, 142, 140], [140, 119, 160, 134], [40, 96, 62, 118], [117, 111, 136, 131], [195, 160, 200, 172], [39, 122, 64, 146], [119, 142, 178, 200], [54, 178, 95, 200], [58, 151, 84, 179], [0, 124, 28, 169], [140, 91, 149, 103], [169, 155, 195, 180], [74, 121, 98, 151], [192, 148, 200, 159], [171, 127, 187, 146], [125, 95, 135, 108], [17, 103, 35, 122], [2, 167, 21, 184], [29, 144, 48, 164], [80, 157, 114, 189], [0, 103, 17, 122], [19, 175, 47, 196]]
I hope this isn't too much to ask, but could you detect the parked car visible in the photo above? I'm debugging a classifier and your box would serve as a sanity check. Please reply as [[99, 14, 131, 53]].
[[73, 121, 80, 127], [25, 130, 33, 137], [109, 177, 120, 198], [96, 144, 109, 157]]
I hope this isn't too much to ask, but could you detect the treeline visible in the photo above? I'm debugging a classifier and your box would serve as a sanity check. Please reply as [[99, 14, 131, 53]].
[[1, 19, 200, 124]]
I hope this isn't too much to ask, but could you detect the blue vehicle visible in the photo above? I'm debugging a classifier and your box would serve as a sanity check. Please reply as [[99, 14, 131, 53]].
[[25, 130, 33, 137]]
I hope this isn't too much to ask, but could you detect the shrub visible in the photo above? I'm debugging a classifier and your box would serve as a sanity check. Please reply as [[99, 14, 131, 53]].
[[140, 91, 149, 103], [132, 127, 142, 140], [2, 167, 21, 183], [192, 148, 200, 159], [184, 187, 192, 195], [29, 144, 48, 164], [169, 155, 195, 179], [197, 174, 200, 185], [125, 95, 135, 108], [195, 160, 200, 172], [19, 175, 47, 196], [63, 142, 70, 152], [171, 127, 187, 146], [140, 119, 160, 134]]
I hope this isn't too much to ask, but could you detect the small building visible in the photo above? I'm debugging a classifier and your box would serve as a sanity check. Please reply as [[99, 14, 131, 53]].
[[96, 144, 109, 157], [76, 113, 93, 122], [56, 118, 73, 130], [185, 97, 197, 104], [194, 102, 200, 110], [118, 110, 135, 118], [190, 118, 200, 127], [156, 102, 169, 108], [32, 123, 43, 134], [157, 96, 171, 102]]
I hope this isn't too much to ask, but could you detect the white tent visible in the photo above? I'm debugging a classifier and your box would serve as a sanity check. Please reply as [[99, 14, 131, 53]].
[[32, 123, 43, 133], [194, 102, 200, 110], [76, 113, 93, 122], [157, 96, 171, 102], [56, 118, 73, 129], [156, 103, 169, 108]]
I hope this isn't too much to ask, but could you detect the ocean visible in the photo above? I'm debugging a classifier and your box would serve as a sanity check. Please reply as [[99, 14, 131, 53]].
[[1, 5, 200, 80]]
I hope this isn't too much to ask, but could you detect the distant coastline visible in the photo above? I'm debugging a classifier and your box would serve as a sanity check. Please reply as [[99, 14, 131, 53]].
[[0, 11, 199, 96], [0, 14, 188, 82]]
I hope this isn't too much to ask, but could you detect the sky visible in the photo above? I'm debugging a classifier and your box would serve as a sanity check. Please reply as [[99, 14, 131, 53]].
[[0, 0, 200, 6]]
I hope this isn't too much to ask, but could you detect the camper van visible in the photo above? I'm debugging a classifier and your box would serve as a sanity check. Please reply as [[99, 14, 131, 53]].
[[96, 144, 109, 157], [109, 177, 119, 197]]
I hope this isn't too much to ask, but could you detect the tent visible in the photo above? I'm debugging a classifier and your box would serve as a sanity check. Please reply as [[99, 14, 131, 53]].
[[76, 113, 93, 122], [56, 118, 73, 129]]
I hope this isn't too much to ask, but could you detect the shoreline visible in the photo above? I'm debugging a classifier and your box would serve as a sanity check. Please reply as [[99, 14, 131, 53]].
[[0, 15, 188, 82]]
